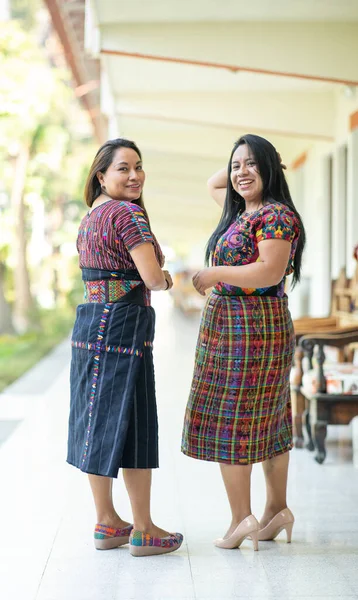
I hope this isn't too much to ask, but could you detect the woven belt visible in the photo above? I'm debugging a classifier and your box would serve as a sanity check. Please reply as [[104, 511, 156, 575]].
[[84, 279, 145, 306]]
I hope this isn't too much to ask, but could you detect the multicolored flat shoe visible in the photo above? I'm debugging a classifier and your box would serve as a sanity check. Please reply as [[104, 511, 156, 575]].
[[94, 523, 133, 550], [129, 529, 183, 557]]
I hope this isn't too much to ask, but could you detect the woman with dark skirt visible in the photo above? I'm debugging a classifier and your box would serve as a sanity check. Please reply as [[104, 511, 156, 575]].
[[67, 138, 182, 556], [181, 134, 305, 551]]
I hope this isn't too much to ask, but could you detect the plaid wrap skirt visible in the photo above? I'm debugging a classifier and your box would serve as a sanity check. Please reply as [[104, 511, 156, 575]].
[[181, 292, 295, 464]]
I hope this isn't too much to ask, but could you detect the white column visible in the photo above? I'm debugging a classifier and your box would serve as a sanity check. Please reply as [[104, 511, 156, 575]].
[[331, 145, 347, 278], [347, 129, 358, 277], [307, 154, 332, 316], [0, 0, 10, 20], [100, 67, 118, 138], [287, 166, 308, 318], [85, 0, 100, 57]]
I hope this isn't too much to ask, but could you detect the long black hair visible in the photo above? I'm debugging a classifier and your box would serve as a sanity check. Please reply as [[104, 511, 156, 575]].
[[205, 134, 306, 287]]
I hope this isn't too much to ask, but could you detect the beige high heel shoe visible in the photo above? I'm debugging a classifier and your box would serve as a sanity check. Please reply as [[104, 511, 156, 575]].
[[258, 508, 294, 543], [214, 515, 259, 551]]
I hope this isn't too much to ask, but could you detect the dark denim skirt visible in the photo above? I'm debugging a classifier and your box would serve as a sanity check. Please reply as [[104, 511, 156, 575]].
[[67, 270, 158, 477]]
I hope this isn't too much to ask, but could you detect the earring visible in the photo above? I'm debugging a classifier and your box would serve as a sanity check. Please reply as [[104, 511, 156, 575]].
[[101, 184, 106, 192]]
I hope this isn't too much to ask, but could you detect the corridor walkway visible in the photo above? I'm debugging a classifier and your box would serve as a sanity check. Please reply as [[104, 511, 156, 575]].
[[0, 294, 357, 600]]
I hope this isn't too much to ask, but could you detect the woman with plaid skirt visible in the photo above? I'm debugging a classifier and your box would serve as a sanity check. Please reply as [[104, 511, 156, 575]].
[[181, 134, 305, 550]]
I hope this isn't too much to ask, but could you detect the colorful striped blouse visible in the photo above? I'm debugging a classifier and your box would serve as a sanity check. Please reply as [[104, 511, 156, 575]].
[[76, 199, 164, 305]]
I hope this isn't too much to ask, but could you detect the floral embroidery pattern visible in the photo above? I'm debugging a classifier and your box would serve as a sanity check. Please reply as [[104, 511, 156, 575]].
[[212, 203, 299, 297]]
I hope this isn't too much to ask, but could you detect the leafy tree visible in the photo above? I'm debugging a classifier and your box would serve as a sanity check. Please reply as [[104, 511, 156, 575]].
[[0, 20, 95, 332]]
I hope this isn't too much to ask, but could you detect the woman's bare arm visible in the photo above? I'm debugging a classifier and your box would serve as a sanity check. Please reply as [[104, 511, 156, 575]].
[[130, 243, 172, 291], [215, 240, 291, 288], [192, 239, 292, 295], [207, 167, 227, 208]]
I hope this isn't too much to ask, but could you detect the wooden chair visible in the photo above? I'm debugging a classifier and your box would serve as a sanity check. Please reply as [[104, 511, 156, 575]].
[[297, 331, 358, 464], [291, 265, 358, 448]]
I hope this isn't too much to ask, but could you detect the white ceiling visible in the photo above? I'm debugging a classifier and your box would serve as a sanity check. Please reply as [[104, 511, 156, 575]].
[[94, 0, 358, 23], [86, 0, 358, 251]]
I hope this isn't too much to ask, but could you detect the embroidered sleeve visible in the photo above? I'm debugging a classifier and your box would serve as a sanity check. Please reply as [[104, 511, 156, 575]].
[[255, 206, 299, 244], [114, 202, 154, 252]]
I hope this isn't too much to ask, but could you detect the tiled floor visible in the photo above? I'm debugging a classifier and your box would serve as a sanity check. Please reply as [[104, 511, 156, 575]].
[[0, 294, 357, 600]]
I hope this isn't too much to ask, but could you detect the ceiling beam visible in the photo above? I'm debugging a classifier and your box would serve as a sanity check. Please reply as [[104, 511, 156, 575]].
[[116, 111, 334, 142], [102, 48, 358, 87], [99, 22, 358, 86]]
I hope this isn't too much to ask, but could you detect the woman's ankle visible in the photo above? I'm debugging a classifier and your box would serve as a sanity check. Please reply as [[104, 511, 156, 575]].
[[263, 503, 288, 519], [133, 519, 153, 533], [96, 513, 128, 527], [230, 509, 252, 526]]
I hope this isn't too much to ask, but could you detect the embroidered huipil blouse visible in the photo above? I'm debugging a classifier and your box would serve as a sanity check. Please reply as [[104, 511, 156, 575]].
[[212, 203, 300, 297], [77, 199, 164, 306]]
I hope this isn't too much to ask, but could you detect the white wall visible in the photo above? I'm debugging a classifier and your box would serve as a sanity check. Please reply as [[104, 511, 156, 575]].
[[334, 90, 358, 277], [303, 147, 333, 316], [291, 88, 358, 317], [347, 129, 358, 278]]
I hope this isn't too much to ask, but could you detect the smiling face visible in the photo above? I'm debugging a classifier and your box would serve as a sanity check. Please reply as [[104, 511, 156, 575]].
[[97, 147, 145, 201], [230, 143, 263, 206]]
